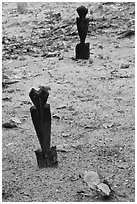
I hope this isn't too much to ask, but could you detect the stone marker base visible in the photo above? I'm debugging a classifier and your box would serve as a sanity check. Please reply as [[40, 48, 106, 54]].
[[35, 146, 58, 168], [76, 43, 90, 59]]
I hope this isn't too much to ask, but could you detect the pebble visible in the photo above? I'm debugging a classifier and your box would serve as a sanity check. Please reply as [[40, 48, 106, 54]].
[[11, 55, 18, 60], [115, 45, 121, 48], [18, 56, 26, 61], [58, 56, 63, 60], [98, 54, 103, 59], [8, 89, 14, 93], [98, 44, 103, 49], [121, 63, 130, 69], [89, 59, 93, 64], [62, 132, 70, 137], [46, 52, 59, 58]]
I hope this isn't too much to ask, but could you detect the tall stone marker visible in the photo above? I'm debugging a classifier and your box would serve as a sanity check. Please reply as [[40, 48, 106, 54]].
[[76, 6, 90, 59], [29, 86, 58, 168]]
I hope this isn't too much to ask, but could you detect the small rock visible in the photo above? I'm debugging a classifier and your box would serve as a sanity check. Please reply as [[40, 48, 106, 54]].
[[21, 188, 31, 196], [70, 174, 80, 181], [7, 89, 15, 93], [98, 54, 103, 59], [120, 63, 130, 69], [46, 52, 59, 58], [56, 144, 72, 152], [118, 164, 126, 169], [71, 142, 83, 150], [98, 44, 103, 49], [18, 56, 26, 61], [115, 45, 121, 48], [89, 59, 93, 64], [56, 104, 67, 109], [30, 53, 39, 57], [21, 100, 32, 105], [58, 56, 63, 60], [102, 123, 114, 128], [64, 48, 69, 52], [53, 114, 61, 120], [62, 132, 70, 137], [11, 55, 18, 60]]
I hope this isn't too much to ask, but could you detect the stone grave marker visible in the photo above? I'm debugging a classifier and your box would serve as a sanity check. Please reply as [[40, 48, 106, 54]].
[[76, 6, 90, 59], [29, 86, 58, 168]]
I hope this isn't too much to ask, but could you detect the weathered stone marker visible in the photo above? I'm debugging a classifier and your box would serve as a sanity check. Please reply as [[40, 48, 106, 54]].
[[76, 6, 90, 59], [29, 86, 58, 168]]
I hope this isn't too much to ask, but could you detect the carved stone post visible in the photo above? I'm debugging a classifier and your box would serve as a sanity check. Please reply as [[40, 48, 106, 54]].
[[29, 86, 58, 168], [75, 6, 90, 59]]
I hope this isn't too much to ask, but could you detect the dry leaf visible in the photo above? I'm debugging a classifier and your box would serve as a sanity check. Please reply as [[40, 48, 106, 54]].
[[11, 117, 22, 124], [84, 171, 100, 190], [2, 121, 17, 128], [56, 144, 72, 152], [97, 183, 111, 196]]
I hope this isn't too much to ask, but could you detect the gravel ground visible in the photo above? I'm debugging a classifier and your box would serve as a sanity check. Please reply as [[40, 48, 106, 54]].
[[2, 2, 135, 202]]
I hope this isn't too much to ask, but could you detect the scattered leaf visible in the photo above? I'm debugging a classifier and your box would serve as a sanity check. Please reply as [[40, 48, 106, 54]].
[[7, 89, 15, 93], [11, 117, 22, 124], [2, 121, 17, 128], [2, 97, 12, 102], [5, 142, 14, 147], [97, 182, 111, 196], [98, 44, 103, 49], [53, 114, 61, 120], [2, 74, 9, 80], [117, 163, 127, 169], [84, 171, 100, 190], [56, 144, 72, 152], [62, 132, 70, 137], [102, 123, 114, 128], [70, 174, 80, 181], [104, 174, 115, 180], [21, 100, 32, 105], [11, 55, 18, 60], [118, 29, 135, 38], [45, 51, 59, 58], [2, 80, 19, 85], [77, 190, 95, 197], [58, 56, 63, 60], [56, 104, 67, 109], [71, 142, 83, 150], [21, 188, 31, 196]]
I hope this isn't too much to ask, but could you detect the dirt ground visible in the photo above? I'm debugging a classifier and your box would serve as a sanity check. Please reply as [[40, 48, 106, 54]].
[[2, 2, 135, 202]]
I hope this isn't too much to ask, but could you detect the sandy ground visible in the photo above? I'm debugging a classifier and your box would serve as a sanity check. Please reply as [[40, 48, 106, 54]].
[[2, 2, 135, 202]]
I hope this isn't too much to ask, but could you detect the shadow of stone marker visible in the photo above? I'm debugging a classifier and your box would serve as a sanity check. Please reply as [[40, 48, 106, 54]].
[[76, 6, 90, 59], [29, 86, 58, 168]]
